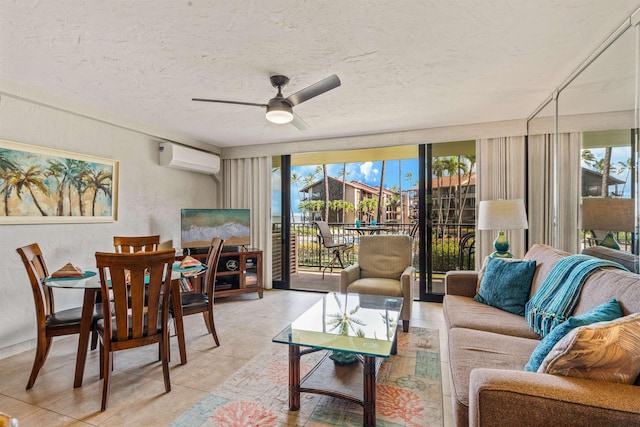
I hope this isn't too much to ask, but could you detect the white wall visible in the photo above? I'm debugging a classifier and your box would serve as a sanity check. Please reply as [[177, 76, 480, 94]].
[[0, 96, 219, 359]]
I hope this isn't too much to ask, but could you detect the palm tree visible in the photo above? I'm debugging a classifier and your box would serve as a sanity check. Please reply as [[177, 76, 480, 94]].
[[301, 170, 320, 222], [337, 164, 351, 223], [358, 198, 378, 223], [83, 168, 112, 215], [46, 158, 84, 216], [616, 158, 632, 196], [322, 164, 329, 221], [376, 160, 386, 222], [601, 148, 613, 197], [441, 157, 461, 225], [0, 152, 19, 215], [432, 158, 445, 227], [457, 154, 476, 225], [14, 165, 50, 216], [69, 161, 91, 216], [581, 149, 597, 168], [291, 172, 302, 222]]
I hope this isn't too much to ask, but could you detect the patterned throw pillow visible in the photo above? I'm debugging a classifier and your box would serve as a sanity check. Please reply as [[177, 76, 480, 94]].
[[524, 298, 622, 372], [538, 312, 640, 384], [473, 258, 537, 316]]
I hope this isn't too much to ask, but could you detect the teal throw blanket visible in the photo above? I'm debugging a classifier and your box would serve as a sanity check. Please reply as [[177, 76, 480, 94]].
[[525, 254, 627, 337]]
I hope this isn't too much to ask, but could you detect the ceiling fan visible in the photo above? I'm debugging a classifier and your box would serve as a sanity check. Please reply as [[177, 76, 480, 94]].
[[192, 74, 341, 130]]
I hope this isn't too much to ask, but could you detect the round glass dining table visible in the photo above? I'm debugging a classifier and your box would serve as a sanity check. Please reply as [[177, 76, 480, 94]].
[[43, 263, 206, 387]]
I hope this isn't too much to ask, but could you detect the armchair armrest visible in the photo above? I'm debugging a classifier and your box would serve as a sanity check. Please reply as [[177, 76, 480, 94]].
[[340, 263, 361, 293], [400, 265, 415, 302], [469, 369, 640, 426], [445, 270, 478, 298]]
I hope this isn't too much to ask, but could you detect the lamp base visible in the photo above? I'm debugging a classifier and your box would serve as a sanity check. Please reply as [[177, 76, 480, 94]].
[[599, 232, 620, 250], [489, 230, 514, 258], [489, 250, 514, 259]]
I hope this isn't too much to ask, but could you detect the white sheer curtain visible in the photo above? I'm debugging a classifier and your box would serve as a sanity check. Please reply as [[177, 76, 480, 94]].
[[528, 133, 580, 253], [476, 136, 528, 264], [222, 156, 272, 289], [528, 134, 554, 247]]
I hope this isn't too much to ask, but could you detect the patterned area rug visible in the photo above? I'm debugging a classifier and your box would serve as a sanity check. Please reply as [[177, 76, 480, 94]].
[[170, 327, 442, 426]]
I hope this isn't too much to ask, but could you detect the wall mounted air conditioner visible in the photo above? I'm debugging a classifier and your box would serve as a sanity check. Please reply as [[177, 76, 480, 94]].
[[159, 142, 220, 175]]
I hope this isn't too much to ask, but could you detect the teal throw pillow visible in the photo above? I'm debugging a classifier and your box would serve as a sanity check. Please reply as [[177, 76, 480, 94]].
[[524, 298, 623, 372], [473, 258, 537, 316]]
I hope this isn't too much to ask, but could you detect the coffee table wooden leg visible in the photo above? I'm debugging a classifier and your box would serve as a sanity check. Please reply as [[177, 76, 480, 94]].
[[289, 345, 301, 411], [363, 355, 377, 427], [74, 288, 97, 388]]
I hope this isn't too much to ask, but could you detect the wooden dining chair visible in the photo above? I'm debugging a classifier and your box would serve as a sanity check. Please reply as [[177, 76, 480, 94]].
[[16, 243, 102, 390], [95, 249, 175, 411], [113, 235, 160, 253], [174, 237, 224, 354]]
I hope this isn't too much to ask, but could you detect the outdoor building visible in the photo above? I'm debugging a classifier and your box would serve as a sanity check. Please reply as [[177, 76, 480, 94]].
[[581, 167, 626, 197], [298, 176, 411, 223], [406, 172, 477, 225]]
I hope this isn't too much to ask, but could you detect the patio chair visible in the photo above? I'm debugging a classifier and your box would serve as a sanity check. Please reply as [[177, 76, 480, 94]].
[[315, 220, 352, 279]]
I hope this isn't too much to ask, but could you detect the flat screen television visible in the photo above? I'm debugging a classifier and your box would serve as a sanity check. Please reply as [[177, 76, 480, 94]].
[[181, 209, 251, 252]]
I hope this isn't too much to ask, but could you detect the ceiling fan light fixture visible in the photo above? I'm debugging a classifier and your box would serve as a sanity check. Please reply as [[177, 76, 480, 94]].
[[266, 99, 293, 124]]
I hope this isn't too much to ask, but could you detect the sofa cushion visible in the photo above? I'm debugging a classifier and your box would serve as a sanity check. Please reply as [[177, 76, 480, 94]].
[[448, 327, 540, 427], [524, 298, 623, 372], [443, 295, 541, 339], [474, 258, 537, 316], [582, 245, 637, 272], [539, 312, 640, 384], [346, 278, 403, 297]]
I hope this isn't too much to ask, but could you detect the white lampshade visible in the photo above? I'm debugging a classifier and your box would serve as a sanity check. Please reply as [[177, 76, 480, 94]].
[[581, 197, 635, 232], [477, 199, 528, 231]]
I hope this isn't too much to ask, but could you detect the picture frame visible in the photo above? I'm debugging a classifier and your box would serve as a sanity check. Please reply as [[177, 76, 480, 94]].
[[0, 139, 119, 224]]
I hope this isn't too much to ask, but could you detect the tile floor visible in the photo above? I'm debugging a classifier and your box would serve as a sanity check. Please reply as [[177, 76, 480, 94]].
[[0, 289, 453, 426]]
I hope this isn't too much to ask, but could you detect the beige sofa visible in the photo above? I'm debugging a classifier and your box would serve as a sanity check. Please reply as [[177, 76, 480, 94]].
[[443, 244, 640, 426]]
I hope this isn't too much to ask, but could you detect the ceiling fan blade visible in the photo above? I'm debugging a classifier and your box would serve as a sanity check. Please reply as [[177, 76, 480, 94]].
[[285, 74, 341, 106], [192, 98, 267, 108], [290, 112, 310, 131]]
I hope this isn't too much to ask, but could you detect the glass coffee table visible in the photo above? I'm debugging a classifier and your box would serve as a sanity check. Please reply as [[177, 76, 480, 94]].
[[272, 292, 403, 427]]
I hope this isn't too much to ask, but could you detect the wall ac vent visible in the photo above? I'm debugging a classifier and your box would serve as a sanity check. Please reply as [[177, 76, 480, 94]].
[[159, 142, 220, 175]]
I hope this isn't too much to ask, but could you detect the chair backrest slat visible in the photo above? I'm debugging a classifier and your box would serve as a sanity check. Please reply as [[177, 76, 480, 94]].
[[17, 243, 54, 318], [203, 238, 224, 299], [113, 235, 160, 253]]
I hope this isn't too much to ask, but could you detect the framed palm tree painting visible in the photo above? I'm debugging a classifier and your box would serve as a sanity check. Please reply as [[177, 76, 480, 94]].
[[0, 140, 118, 223]]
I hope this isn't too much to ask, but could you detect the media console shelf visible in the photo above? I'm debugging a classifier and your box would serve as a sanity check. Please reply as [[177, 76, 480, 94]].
[[180, 248, 263, 298]]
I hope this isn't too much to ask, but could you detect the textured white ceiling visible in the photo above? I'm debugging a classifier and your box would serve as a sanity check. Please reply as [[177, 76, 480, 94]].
[[1, 1, 639, 148]]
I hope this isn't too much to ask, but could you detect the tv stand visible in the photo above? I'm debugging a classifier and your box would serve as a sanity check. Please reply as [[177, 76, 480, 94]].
[[184, 247, 209, 255], [179, 248, 263, 299]]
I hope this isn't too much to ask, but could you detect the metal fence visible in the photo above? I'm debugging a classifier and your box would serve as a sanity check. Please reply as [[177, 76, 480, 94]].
[[289, 222, 475, 274]]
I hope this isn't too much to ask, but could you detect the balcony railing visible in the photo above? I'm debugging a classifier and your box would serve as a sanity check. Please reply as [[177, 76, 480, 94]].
[[284, 222, 475, 274]]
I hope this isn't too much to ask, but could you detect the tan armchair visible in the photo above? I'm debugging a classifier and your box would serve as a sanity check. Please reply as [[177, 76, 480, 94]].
[[340, 234, 414, 332]]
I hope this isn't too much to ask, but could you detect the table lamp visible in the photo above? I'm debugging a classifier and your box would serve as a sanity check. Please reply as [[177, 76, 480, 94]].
[[477, 199, 528, 258], [581, 197, 634, 250]]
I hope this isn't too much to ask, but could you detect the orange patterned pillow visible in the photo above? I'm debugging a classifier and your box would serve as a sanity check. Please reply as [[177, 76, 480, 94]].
[[539, 312, 640, 384]]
